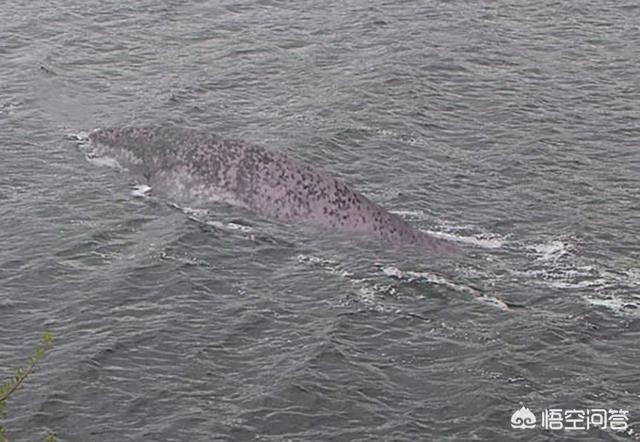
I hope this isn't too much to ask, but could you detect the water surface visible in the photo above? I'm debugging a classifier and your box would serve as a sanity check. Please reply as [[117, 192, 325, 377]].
[[1, 1, 638, 441]]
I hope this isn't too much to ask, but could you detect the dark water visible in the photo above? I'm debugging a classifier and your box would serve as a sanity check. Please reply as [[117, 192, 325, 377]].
[[1, 1, 639, 441]]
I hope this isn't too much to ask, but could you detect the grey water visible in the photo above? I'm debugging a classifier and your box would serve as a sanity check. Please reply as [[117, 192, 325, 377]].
[[1, 1, 638, 441]]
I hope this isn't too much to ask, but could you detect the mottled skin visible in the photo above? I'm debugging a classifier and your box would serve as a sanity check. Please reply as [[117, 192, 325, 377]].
[[89, 126, 459, 253]]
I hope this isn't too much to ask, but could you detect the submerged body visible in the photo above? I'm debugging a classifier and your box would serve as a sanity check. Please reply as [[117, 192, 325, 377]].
[[89, 126, 458, 253]]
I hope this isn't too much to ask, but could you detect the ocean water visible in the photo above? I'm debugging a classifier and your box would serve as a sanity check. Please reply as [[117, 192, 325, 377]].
[[1, 1, 638, 441]]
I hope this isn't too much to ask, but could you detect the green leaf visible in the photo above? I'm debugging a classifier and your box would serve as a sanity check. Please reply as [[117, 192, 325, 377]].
[[43, 331, 54, 347], [1, 331, 57, 441]]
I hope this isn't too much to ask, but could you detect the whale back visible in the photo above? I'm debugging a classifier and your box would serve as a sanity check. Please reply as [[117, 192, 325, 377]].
[[89, 126, 459, 253]]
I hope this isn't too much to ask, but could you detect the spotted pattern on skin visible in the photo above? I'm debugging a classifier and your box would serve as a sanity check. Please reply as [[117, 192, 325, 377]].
[[88, 126, 459, 253]]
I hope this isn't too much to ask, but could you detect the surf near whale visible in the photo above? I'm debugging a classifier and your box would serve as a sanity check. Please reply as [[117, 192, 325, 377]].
[[88, 126, 459, 253]]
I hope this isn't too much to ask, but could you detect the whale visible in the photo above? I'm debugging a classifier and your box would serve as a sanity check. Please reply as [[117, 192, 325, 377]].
[[88, 126, 459, 253]]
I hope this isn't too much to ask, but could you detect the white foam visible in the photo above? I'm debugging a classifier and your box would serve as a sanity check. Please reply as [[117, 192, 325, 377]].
[[410, 216, 505, 249], [374, 128, 396, 137], [86, 155, 122, 169], [527, 239, 574, 262], [390, 210, 506, 249], [508, 239, 639, 314], [390, 209, 427, 220], [226, 222, 253, 233], [297, 254, 399, 310], [425, 229, 505, 249], [67, 131, 90, 142], [623, 268, 640, 285], [352, 285, 397, 313], [178, 206, 210, 218], [381, 266, 450, 285], [381, 266, 404, 279], [380, 265, 510, 310], [517, 265, 605, 290], [584, 295, 639, 313], [167, 204, 256, 235], [131, 184, 152, 198], [197, 219, 254, 234], [476, 296, 511, 311], [296, 254, 353, 277], [546, 278, 610, 289]]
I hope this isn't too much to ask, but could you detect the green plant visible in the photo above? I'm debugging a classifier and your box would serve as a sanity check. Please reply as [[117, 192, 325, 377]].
[[0, 332, 56, 442]]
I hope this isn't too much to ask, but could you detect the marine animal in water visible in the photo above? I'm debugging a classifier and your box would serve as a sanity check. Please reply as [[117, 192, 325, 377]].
[[88, 126, 459, 253]]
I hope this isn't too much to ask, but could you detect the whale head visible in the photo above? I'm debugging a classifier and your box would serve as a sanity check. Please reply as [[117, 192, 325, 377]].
[[88, 127, 155, 177]]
